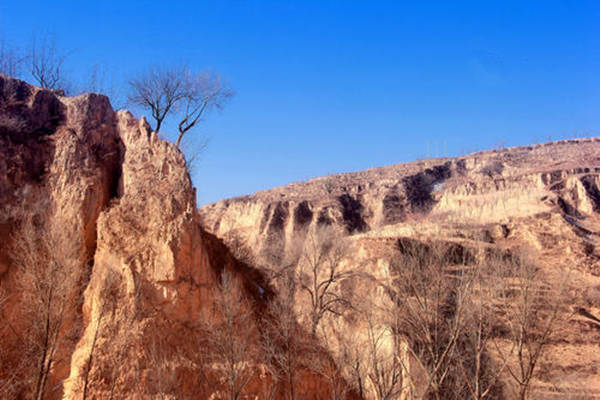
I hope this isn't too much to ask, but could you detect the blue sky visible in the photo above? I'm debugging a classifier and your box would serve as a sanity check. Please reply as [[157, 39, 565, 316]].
[[1, 1, 599, 205]]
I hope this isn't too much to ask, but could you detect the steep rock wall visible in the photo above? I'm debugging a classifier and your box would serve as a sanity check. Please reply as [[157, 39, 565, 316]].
[[200, 141, 600, 263], [0, 77, 123, 397], [0, 76, 341, 399]]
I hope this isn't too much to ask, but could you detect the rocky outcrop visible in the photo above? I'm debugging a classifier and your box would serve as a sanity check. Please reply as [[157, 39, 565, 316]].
[[201, 139, 600, 263], [0, 76, 340, 399], [0, 77, 124, 398], [200, 138, 600, 397]]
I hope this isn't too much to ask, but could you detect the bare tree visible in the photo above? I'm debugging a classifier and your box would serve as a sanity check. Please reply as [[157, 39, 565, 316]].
[[9, 216, 80, 400], [388, 240, 472, 400], [128, 65, 232, 147], [202, 270, 257, 400], [294, 227, 355, 337], [306, 348, 351, 400], [30, 34, 70, 90], [0, 37, 24, 77], [330, 304, 406, 400], [491, 249, 569, 400], [341, 331, 368, 399], [364, 311, 406, 400], [262, 272, 308, 400], [127, 65, 187, 134], [305, 318, 355, 400], [458, 257, 507, 400], [175, 70, 232, 148]]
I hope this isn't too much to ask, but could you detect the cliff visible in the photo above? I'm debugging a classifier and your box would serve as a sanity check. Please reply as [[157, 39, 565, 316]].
[[200, 137, 600, 397], [201, 139, 600, 258], [0, 75, 339, 399]]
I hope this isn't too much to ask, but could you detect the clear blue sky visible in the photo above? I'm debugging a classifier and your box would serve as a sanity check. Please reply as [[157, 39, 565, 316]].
[[1, 1, 599, 205]]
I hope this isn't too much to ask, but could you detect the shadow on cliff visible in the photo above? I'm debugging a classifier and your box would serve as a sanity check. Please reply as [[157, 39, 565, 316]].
[[199, 227, 363, 399]]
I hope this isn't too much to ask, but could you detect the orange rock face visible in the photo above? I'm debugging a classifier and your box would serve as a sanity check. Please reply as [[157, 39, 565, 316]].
[[0, 75, 344, 400]]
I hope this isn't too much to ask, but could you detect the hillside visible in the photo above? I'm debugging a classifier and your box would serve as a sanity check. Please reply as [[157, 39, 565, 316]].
[[200, 137, 600, 398]]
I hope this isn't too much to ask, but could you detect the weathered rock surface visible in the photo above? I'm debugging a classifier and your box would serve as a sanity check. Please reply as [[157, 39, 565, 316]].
[[201, 137, 600, 398], [0, 75, 338, 399], [201, 139, 600, 259]]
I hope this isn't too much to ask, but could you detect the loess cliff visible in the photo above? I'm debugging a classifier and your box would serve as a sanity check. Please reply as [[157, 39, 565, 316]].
[[0, 75, 340, 399], [201, 136, 600, 398]]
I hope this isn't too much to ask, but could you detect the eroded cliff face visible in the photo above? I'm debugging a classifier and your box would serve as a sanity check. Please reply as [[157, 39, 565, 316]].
[[0, 76, 340, 399], [200, 138, 600, 397], [0, 77, 123, 398], [201, 140, 600, 260]]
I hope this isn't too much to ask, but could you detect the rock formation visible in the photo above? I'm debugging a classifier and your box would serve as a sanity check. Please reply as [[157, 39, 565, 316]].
[[201, 137, 600, 398], [0, 75, 340, 399], [201, 140, 600, 259]]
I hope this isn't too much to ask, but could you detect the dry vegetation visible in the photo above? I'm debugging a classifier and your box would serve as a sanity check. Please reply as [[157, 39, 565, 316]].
[[201, 270, 258, 400], [0, 206, 572, 399], [216, 225, 572, 399], [1, 215, 83, 399]]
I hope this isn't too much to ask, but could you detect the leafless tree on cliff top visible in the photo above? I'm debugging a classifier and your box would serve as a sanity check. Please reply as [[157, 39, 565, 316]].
[[175, 70, 232, 147], [128, 64, 232, 147], [202, 269, 257, 400], [128, 65, 187, 134], [30, 33, 70, 91]]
